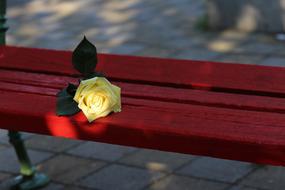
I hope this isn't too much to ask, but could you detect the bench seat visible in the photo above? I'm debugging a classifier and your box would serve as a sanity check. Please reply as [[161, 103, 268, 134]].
[[1, 45, 285, 166]]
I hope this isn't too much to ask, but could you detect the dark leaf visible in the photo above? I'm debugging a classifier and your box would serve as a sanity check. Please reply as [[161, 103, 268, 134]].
[[83, 71, 105, 80], [66, 83, 78, 96], [56, 88, 80, 116], [72, 36, 98, 76]]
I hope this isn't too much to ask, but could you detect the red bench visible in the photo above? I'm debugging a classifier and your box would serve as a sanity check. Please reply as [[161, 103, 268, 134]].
[[1, 45, 285, 166], [1, 45, 285, 189]]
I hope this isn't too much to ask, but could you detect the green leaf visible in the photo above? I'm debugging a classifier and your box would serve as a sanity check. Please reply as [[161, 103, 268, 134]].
[[56, 87, 80, 116], [72, 36, 98, 76]]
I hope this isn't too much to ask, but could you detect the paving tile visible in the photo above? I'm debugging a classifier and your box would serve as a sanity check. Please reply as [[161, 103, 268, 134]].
[[67, 141, 137, 162], [25, 134, 82, 153], [177, 157, 255, 183], [228, 185, 258, 190], [164, 37, 202, 49], [275, 45, 285, 56], [259, 56, 285, 67], [105, 43, 145, 55], [240, 166, 285, 190], [206, 38, 243, 53], [105, 33, 134, 47], [119, 149, 195, 172], [39, 154, 106, 184], [184, 31, 220, 45], [0, 129, 9, 145], [41, 183, 65, 190], [0, 178, 14, 190], [134, 47, 177, 58], [232, 41, 279, 55], [133, 7, 162, 23], [147, 174, 229, 190], [215, 54, 265, 65], [0, 146, 53, 173], [0, 172, 11, 182], [0, 179, 63, 190], [80, 164, 166, 190], [0, 129, 34, 145], [62, 186, 88, 190], [175, 48, 221, 61], [216, 29, 252, 41]]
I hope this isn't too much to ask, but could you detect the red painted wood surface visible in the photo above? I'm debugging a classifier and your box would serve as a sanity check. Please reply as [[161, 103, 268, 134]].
[[1, 45, 285, 166]]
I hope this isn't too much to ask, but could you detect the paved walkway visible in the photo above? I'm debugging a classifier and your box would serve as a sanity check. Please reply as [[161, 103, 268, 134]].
[[1, 0, 285, 190]]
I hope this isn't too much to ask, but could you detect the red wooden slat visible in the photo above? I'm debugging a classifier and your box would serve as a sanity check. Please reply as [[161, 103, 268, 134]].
[[1, 69, 285, 114], [1, 46, 285, 96], [3, 81, 285, 132], [1, 90, 285, 166]]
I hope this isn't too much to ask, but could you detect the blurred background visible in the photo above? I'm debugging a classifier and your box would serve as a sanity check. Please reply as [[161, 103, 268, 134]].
[[1, 0, 285, 189]]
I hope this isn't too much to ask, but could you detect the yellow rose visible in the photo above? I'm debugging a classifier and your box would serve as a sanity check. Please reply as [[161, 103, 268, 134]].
[[73, 77, 121, 122]]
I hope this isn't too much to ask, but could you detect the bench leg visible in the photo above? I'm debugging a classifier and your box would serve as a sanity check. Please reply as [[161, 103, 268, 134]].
[[8, 131, 50, 190], [1, 2, 49, 189], [0, 0, 8, 44]]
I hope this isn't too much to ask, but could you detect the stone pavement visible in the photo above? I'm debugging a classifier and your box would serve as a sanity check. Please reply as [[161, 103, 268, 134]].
[[1, 0, 285, 189]]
